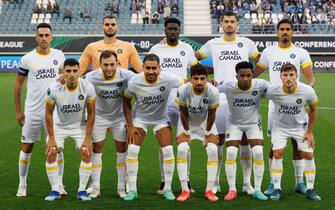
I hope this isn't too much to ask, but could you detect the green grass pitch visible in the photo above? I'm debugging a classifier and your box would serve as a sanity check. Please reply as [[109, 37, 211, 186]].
[[0, 73, 334, 210]]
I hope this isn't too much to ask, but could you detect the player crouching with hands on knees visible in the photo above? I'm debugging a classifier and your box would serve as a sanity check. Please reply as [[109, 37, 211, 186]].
[[218, 61, 269, 201], [122, 54, 183, 201], [175, 65, 220, 202], [44, 58, 96, 201], [266, 63, 321, 201]]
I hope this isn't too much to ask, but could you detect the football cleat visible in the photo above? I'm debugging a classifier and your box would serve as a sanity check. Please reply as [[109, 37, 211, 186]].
[[16, 185, 27, 197], [264, 183, 274, 196], [188, 181, 195, 194], [59, 185, 67, 196], [123, 191, 138, 201], [45, 191, 61, 201], [205, 190, 219, 202], [88, 187, 100, 198], [306, 189, 321, 201], [242, 183, 254, 195], [163, 190, 175, 201], [224, 190, 238, 201], [176, 190, 190, 202], [270, 189, 281, 200], [295, 183, 307, 195], [252, 191, 268, 201], [77, 191, 91, 201], [156, 182, 165, 195], [117, 188, 127, 198]]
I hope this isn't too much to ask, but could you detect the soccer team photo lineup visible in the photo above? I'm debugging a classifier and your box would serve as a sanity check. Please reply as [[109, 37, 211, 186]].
[[2, 1, 335, 209]]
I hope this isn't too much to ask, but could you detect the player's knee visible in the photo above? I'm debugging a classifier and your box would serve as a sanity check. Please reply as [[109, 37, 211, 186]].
[[46, 149, 58, 162], [251, 145, 263, 160], [302, 152, 314, 160], [292, 149, 302, 159], [21, 143, 34, 153], [93, 142, 104, 153], [80, 149, 91, 160], [115, 141, 127, 153], [81, 156, 91, 163], [273, 150, 283, 159], [177, 142, 189, 157]]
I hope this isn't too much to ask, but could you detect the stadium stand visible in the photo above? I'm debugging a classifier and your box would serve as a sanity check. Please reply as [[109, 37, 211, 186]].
[[0, 0, 183, 35], [211, 0, 335, 35], [0, 0, 334, 35]]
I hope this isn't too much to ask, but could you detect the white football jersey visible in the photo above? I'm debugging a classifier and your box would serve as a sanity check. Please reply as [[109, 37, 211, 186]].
[[85, 67, 135, 120], [46, 78, 96, 129], [176, 82, 219, 125], [219, 79, 269, 125], [18, 48, 65, 114], [149, 41, 198, 80], [124, 71, 182, 122], [265, 82, 318, 129], [257, 44, 312, 85], [198, 36, 259, 82]]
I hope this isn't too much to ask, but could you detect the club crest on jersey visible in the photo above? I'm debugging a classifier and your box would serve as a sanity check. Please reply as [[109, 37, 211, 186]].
[[160, 86, 165, 92], [290, 53, 296, 59], [47, 88, 50, 96], [117, 49, 123, 54], [252, 91, 258, 96], [53, 60, 58, 65], [180, 50, 185, 56], [21, 135, 25, 140], [117, 82, 123, 87], [203, 98, 209, 104], [226, 133, 230, 139], [238, 42, 243, 48], [296, 98, 302, 104], [79, 94, 85, 100]]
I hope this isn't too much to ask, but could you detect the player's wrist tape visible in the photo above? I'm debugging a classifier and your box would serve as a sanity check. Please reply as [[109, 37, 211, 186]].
[[184, 130, 190, 136], [205, 130, 211, 136]]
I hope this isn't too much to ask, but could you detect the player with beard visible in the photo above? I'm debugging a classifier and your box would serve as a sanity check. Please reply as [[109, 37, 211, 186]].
[[122, 54, 182, 201], [195, 11, 260, 196], [80, 15, 142, 195], [253, 19, 315, 196], [149, 18, 198, 195], [80, 15, 142, 75]]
